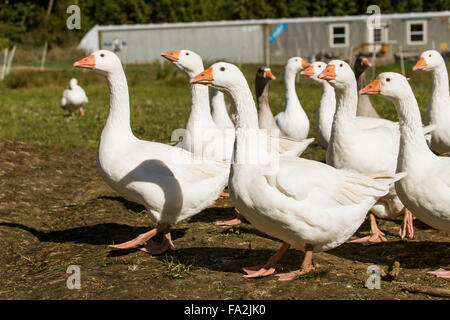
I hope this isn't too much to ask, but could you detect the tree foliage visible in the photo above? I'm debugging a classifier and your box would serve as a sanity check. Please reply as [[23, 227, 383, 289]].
[[0, 0, 449, 47]]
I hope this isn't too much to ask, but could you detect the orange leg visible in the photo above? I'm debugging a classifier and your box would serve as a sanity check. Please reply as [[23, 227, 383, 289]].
[[243, 242, 290, 279], [275, 244, 315, 281]]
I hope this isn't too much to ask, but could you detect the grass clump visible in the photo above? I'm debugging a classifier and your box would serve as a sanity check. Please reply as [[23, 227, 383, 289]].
[[161, 256, 195, 279]]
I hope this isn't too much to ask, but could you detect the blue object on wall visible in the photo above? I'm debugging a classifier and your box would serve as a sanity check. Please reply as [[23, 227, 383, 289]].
[[270, 23, 288, 44]]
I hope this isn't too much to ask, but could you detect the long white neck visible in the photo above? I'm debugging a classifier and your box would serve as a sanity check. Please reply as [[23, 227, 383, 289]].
[[316, 80, 336, 143], [283, 68, 302, 114], [226, 81, 260, 165], [210, 88, 232, 125], [185, 68, 215, 127], [101, 69, 134, 144], [329, 79, 358, 143], [394, 89, 436, 170], [427, 63, 450, 124]]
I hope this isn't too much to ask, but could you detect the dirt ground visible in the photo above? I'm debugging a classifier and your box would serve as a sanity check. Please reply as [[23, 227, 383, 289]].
[[0, 138, 449, 300]]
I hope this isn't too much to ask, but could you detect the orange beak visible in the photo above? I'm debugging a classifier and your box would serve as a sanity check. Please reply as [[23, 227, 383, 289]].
[[362, 57, 372, 68], [190, 67, 213, 85], [264, 68, 276, 80], [360, 79, 380, 95], [161, 51, 180, 62], [73, 55, 95, 69], [413, 57, 427, 71], [318, 65, 336, 80], [300, 65, 314, 77], [301, 60, 311, 68]]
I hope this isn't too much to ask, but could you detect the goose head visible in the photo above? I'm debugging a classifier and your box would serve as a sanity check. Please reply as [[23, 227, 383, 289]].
[[190, 62, 247, 95], [69, 78, 78, 89], [285, 57, 310, 74], [413, 50, 445, 72], [255, 66, 275, 86], [318, 60, 355, 90], [73, 50, 122, 76], [300, 61, 327, 83], [353, 55, 372, 78], [161, 49, 204, 75], [360, 72, 411, 102]]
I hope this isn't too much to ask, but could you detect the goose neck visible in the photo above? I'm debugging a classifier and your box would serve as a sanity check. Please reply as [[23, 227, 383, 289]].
[[431, 63, 449, 99], [103, 70, 134, 140], [394, 92, 434, 168], [284, 69, 300, 113]]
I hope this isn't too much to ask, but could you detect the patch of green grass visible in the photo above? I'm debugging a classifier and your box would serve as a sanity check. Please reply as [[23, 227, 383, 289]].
[[221, 226, 243, 236], [160, 256, 195, 279]]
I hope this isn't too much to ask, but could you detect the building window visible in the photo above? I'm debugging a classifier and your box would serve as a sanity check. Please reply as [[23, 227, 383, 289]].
[[373, 28, 382, 43], [406, 20, 427, 45], [329, 23, 349, 48]]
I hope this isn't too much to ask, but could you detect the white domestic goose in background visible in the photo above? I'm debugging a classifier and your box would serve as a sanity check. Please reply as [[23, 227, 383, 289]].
[[300, 62, 336, 148], [303, 61, 435, 151], [255, 66, 278, 131], [74, 50, 229, 255], [274, 57, 311, 140], [191, 62, 405, 281], [61, 78, 88, 116], [161, 50, 313, 227], [361, 72, 450, 279], [209, 88, 235, 129], [354, 55, 380, 118], [413, 50, 450, 154], [161, 50, 235, 161], [318, 60, 412, 244]]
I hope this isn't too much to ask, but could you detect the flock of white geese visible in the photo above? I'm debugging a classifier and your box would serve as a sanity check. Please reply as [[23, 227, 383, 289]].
[[71, 48, 450, 281]]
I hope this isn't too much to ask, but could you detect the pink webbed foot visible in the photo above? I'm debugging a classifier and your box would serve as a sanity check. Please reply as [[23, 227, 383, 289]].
[[275, 267, 315, 282], [275, 244, 315, 282], [242, 242, 290, 279], [109, 228, 158, 249], [242, 264, 281, 279], [428, 267, 450, 279], [399, 208, 414, 239], [215, 209, 242, 226], [140, 231, 175, 255], [350, 213, 387, 245], [349, 232, 387, 246], [220, 191, 230, 198]]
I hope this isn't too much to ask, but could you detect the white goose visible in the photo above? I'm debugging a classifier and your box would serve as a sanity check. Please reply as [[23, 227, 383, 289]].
[[191, 62, 405, 281], [61, 78, 88, 116], [413, 50, 450, 154], [362, 72, 450, 278], [161, 50, 235, 161], [162, 50, 313, 227], [275, 57, 311, 140], [74, 50, 229, 255], [209, 89, 235, 129], [318, 60, 412, 245], [300, 62, 336, 148], [303, 62, 435, 151]]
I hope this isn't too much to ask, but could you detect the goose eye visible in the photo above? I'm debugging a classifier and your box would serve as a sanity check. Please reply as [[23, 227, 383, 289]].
[[339, 63, 343, 67], [318, 65, 321, 68], [428, 54, 432, 57], [186, 52, 189, 55], [220, 67, 225, 71], [100, 53, 105, 57], [386, 78, 391, 82]]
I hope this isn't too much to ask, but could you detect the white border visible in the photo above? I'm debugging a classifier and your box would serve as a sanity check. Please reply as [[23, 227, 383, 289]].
[[406, 20, 428, 45], [329, 23, 349, 48]]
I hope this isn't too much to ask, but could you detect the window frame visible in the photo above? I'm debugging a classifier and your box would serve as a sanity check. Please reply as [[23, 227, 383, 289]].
[[329, 23, 350, 48], [406, 20, 427, 45]]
